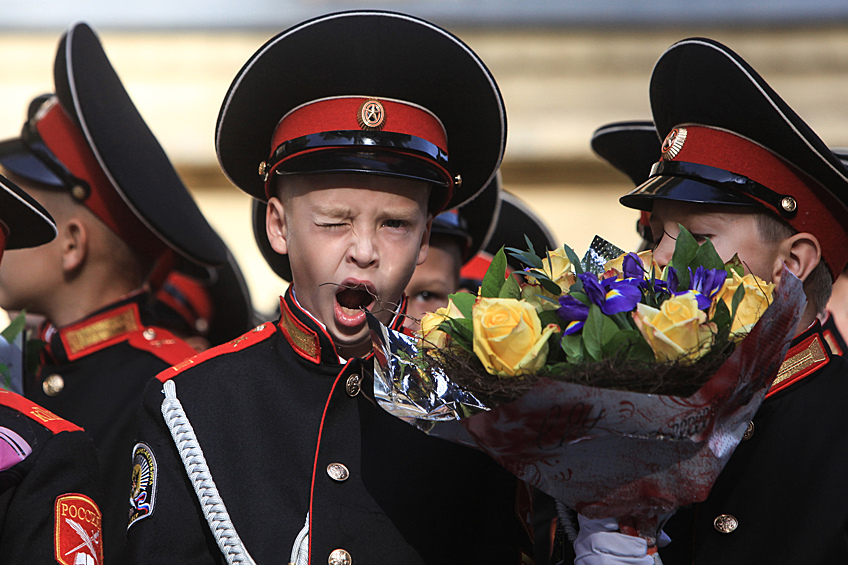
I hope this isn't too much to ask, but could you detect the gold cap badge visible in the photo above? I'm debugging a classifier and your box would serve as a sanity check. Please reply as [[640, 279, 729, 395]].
[[661, 127, 687, 161], [357, 99, 386, 131]]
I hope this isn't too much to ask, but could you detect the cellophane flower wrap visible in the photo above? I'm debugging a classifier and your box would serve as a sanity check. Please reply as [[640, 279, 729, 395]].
[[369, 228, 805, 534]]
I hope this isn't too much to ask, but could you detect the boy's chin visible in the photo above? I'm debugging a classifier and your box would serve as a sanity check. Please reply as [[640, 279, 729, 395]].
[[329, 328, 373, 359]]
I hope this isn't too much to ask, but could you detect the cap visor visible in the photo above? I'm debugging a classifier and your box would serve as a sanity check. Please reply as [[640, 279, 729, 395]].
[[620, 175, 760, 211]]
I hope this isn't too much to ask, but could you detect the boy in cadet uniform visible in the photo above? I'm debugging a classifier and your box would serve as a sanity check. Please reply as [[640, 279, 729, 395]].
[[127, 11, 535, 564], [0, 172, 104, 564], [576, 38, 848, 564], [0, 23, 227, 561]]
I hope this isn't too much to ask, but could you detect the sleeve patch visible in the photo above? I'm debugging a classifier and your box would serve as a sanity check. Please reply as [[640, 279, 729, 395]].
[[128, 442, 158, 530], [54, 493, 103, 565]]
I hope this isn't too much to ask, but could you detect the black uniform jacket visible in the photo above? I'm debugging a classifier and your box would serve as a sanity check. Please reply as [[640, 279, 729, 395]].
[[25, 291, 197, 563], [661, 320, 848, 564], [127, 288, 533, 564], [0, 389, 104, 563]]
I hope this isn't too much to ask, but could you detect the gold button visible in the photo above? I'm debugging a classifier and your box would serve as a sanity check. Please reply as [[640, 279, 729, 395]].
[[143, 328, 157, 340], [742, 420, 754, 441], [43, 374, 64, 396], [345, 374, 361, 397], [253, 324, 266, 332], [328, 548, 351, 565], [714, 514, 738, 534], [327, 462, 350, 482], [71, 184, 88, 201], [781, 196, 797, 213]]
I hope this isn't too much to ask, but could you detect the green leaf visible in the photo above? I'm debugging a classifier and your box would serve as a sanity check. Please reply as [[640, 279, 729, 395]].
[[669, 225, 698, 289], [534, 294, 561, 307], [441, 318, 474, 352], [710, 298, 732, 342], [448, 292, 475, 319], [730, 283, 746, 323], [524, 234, 538, 256], [582, 305, 607, 361], [691, 237, 725, 272], [505, 247, 543, 270], [603, 329, 649, 360], [499, 273, 521, 299], [560, 333, 584, 363], [725, 254, 744, 277], [481, 248, 508, 298], [525, 269, 562, 296], [711, 296, 731, 328], [1, 311, 27, 342], [538, 309, 565, 331], [561, 243, 584, 275]]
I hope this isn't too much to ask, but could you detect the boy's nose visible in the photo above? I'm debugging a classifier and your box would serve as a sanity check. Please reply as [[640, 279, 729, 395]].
[[348, 233, 378, 267], [653, 236, 674, 269]]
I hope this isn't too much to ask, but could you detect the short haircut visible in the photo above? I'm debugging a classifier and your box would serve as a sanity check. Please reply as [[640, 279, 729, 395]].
[[756, 212, 832, 315]]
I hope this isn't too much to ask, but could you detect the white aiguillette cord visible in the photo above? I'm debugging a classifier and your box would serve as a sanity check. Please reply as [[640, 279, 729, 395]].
[[161, 379, 257, 565]]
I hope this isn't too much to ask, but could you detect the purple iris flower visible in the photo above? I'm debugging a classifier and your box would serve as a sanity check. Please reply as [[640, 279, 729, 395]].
[[557, 295, 589, 335], [668, 266, 727, 310], [579, 273, 642, 315], [621, 253, 646, 280]]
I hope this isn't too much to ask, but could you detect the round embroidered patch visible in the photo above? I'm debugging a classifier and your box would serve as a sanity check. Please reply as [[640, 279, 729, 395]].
[[128, 442, 157, 530], [54, 493, 103, 565]]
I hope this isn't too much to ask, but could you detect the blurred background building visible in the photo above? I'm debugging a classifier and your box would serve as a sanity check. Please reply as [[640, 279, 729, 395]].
[[2, 1, 848, 314]]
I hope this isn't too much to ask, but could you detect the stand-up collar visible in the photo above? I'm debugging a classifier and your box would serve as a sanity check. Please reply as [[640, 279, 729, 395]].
[[277, 287, 407, 366], [42, 291, 154, 365], [768, 319, 833, 398]]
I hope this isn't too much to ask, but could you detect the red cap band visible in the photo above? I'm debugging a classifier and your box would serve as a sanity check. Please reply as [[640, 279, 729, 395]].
[[664, 125, 848, 278], [264, 96, 452, 201], [34, 100, 165, 260]]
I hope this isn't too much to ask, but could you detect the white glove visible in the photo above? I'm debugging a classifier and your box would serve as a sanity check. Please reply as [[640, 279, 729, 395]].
[[573, 514, 654, 565]]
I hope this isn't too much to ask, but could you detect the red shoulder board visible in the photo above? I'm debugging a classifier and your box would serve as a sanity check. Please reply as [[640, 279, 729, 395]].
[[0, 390, 81, 434], [126, 326, 198, 366], [157, 323, 277, 383]]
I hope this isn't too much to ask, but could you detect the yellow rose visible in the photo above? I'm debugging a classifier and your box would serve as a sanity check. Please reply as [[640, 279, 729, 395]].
[[634, 291, 714, 364], [522, 247, 577, 310], [711, 271, 775, 338], [418, 298, 464, 350], [604, 250, 660, 279], [472, 297, 559, 377]]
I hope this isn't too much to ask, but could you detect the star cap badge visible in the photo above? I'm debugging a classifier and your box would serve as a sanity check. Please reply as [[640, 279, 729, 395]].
[[357, 99, 386, 130], [661, 127, 687, 160]]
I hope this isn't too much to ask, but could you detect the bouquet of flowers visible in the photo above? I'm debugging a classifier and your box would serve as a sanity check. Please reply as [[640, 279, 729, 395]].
[[369, 228, 805, 546]]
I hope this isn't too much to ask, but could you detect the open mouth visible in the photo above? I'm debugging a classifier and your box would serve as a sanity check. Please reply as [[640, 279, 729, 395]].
[[336, 285, 375, 312], [333, 282, 376, 329]]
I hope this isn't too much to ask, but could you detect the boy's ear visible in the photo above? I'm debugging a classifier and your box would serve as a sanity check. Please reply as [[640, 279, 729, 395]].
[[417, 213, 433, 266], [773, 231, 821, 285], [61, 218, 88, 274], [266, 197, 288, 255]]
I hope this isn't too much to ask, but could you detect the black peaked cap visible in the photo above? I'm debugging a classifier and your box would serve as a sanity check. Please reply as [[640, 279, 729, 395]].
[[591, 121, 661, 186], [432, 172, 502, 263], [55, 22, 227, 267], [0, 173, 57, 249], [647, 37, 848, 211], [216, 11, 506, 210]]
